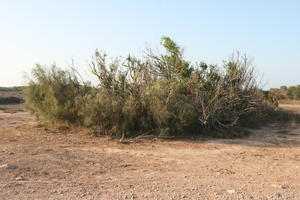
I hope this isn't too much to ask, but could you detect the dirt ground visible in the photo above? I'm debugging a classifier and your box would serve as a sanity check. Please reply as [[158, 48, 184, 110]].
[[0, 105, 299, 200]]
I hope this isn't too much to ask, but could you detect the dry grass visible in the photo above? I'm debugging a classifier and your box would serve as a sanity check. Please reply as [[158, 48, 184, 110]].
[[280, 99, 300, 105]]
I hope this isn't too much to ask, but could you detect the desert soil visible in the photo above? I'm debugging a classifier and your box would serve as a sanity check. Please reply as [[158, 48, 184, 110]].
[[0, 104, 299, 200]]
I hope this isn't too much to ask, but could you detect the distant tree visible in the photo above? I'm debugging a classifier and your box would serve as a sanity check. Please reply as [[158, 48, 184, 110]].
[[287, 86, 300, 100]]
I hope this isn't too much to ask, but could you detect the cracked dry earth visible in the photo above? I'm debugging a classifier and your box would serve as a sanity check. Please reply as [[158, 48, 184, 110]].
[[0, 104, 299, 200]]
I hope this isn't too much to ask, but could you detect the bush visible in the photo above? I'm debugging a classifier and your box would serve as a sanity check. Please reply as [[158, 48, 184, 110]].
[[24, 65, 92, 125], [24, 37, 270, 137], [0, 86, 24, 104], [0, 96, 23, 104], [287, 86, 300, 100]]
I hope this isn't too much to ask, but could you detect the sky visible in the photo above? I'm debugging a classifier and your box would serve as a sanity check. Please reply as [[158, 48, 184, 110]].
[[0, 0, 299, 89]]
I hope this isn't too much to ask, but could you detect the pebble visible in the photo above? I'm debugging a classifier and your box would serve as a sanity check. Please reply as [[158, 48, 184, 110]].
[[0, 164, 18, 169], [276, 193, 282, 198], [227, 189, 236, 194], [15, 176, 25, 181], [271, 184, 286, 189]]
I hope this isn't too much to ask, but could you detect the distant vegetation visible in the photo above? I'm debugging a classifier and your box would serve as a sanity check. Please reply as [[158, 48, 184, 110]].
[[0, 87, 23, 105], [0, 86, 23, 92], [24, 37, 274, 138], [286, 86, 300, 100], [264, 85, 300, 105]]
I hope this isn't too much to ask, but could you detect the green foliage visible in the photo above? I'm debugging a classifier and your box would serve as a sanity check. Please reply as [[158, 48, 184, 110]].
[[24, 37, 269, 137], [0, 96, 23, 105], [287, 86, 300, 100], [23, 65, 91, 125]]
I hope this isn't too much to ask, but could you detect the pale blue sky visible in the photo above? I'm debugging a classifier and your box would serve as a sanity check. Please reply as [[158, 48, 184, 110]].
[[0, 0, 299, 88]]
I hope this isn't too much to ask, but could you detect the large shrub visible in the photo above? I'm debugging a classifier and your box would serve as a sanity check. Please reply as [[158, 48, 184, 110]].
[[24, 37, 268, 137]]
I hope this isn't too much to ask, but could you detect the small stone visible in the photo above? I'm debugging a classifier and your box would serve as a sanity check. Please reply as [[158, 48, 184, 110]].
[[271, 184, 283, 188], [121, 164, 131, 168], [281, 185, 288, 189], [0, 164, 7, 169], [227, 190, 236, 194], [15, 176, 25, 181], [0, 164, 18, 169], [276, 193, 282, 198]]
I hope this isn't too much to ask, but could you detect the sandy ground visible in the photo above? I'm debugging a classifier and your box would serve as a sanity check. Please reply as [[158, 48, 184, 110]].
[[0, 105, 299, 200]]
